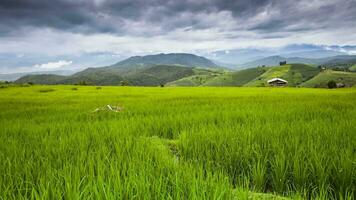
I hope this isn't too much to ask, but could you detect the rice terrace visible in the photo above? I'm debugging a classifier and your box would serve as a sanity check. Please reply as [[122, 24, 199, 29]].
[[0, 85, 355, 199]]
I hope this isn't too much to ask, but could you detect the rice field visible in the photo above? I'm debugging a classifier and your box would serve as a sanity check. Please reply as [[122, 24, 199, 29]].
[[0, 85, 355, 199]]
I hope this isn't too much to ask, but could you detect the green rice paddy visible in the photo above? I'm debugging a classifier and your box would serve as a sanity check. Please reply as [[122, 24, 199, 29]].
[[0, 85, 355, 199]]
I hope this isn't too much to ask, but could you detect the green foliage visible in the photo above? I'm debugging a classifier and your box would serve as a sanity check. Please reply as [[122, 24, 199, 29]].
[[204, 68, 266, 86], [301, 70, 356, 88], [244, 64, 320, 87], [0, 86, 355, 199], [120, 80, 130, 86], [38, 88, 55, 93], [349, 65, 356, 72], [14, 53, 222, 86], [328, 80, 337, 89], [76, 81, 90, 86], [15, 74, 66, 84]]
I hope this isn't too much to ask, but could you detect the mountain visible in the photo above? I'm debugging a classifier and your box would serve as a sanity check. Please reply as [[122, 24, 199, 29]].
[[109, 53, 219, 70], [16, 74, 67, 84], [319, 55, 356, 65], [13, 52, 356, 87], [239, 55, 356, 69], [209, 44, 351, 65], [15, 53, 221, 86], [202, 64, 319, 87], [211, 60, 237, 69], [280, 50, 346, 59], [0, 70, 74, 81], [167, 63, 323, 87], [16, 65, 220, 86], [239, 56, 316, 68]]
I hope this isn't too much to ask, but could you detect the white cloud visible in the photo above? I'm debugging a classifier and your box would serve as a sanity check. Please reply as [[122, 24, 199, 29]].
[[34, 60, 73, 69]]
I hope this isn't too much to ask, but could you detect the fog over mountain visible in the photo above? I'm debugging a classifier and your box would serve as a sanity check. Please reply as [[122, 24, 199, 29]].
[[0, 0, 356, 73]]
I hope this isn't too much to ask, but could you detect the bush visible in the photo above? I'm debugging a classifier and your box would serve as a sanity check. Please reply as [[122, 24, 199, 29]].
[[77, 81, 90, 86], [120, 81, 129, 86], [96, 87, 102, 90], [327, 80, 337, 89], [39, 88, 55, 93], [71, 88, 78, 91], [19, 83, 31, 87]]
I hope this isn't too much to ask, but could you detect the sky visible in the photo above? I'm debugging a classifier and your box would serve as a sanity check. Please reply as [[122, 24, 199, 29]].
[[1, 0, 356, 73]]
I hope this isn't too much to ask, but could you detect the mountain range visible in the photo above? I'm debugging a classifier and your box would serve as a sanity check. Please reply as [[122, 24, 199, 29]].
[[0, 70, 74, 81], [15, 53, 222, 86], [238, 55, 356, 68], [11, 53, 356, 88]]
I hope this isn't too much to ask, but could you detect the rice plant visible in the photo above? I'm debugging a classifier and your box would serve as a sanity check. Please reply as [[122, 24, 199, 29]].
[[0, 85, 355, 199]]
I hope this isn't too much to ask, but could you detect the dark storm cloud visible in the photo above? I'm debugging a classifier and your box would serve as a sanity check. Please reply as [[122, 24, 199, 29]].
[[0, 0, 356, 37]]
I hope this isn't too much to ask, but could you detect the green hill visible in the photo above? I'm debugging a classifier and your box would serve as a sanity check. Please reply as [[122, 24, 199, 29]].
[[108, 53, 219, 71], [16, 74, 66, 84], [16, 65, 198, 86], [349, 65, 356, 72], [15, 53, 223, 86], [125, 65, 196, 86], [245, 64, 319, 87], [166, 68, 223, 86], [239, 56, 316, 68], [300, 70, 356, 88], [203, 67, 267, 86]]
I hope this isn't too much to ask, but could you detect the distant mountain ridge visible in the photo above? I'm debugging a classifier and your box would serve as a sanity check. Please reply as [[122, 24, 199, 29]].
[[0, 70, 74, 81], [239, 55, 356, 68], [109, 53, 219, 70], [13, 53, 356, 88], [15, 53, 222, 86]]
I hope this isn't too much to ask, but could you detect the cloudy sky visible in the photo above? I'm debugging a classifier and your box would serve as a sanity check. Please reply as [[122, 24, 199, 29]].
[[1, 0, 356, 73]]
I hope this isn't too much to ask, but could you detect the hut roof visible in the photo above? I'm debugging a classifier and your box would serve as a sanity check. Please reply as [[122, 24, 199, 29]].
[[267, 78, 288, 83]]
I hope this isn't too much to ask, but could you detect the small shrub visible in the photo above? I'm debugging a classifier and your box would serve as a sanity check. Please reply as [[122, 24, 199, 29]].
[[0, 85, 8, 89], [71, 87, 78, 91], [120, 81, 129, 86], [327, 80, 337, 89], [77, 81, 89, 86], [96, 87, 102, 90], [39, 88, 55, 93], [19, 83, 31, 87]]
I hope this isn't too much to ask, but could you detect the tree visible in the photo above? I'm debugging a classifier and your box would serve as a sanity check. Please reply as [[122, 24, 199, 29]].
[[77, 81, 88, 86], [120, 81, 129, 86], [327, 80, 337, 89]]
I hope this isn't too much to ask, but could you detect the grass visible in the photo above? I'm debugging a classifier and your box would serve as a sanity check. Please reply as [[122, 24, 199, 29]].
[[233, 64, 320, 87], [0, 85, 355, 199], [166, 74, 218, 86], [38, 88, 56, 93], [244, 65, 291, 87], [349, 65, 356, 72], [301, 70, 356, 88], [166, 68, 223, 86], [203, 68, 266, 86]]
